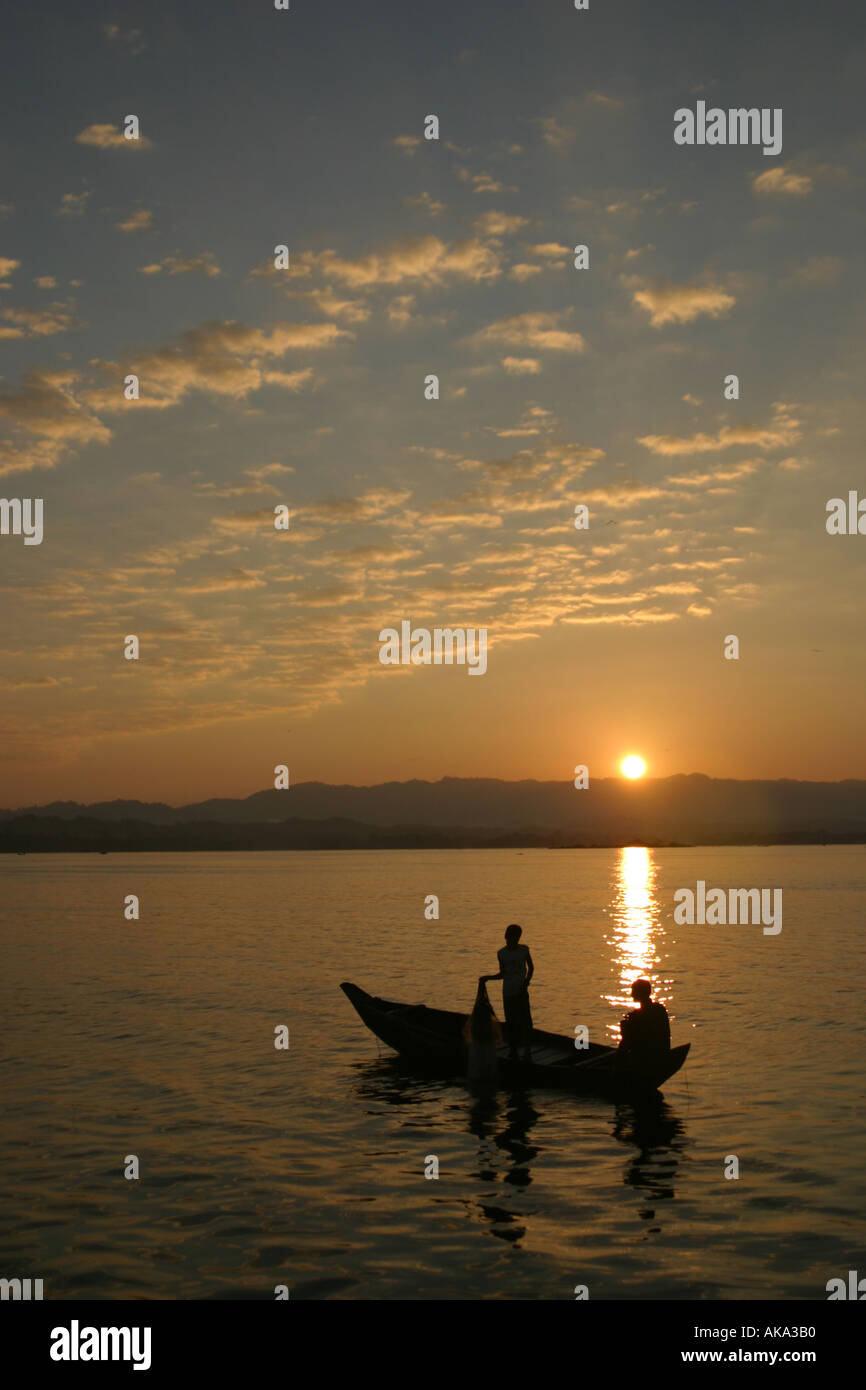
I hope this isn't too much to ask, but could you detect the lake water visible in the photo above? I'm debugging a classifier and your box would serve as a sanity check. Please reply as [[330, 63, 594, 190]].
[[1, 845, 864, 1301]]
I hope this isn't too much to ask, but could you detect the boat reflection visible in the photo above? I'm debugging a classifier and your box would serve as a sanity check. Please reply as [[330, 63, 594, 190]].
[[603, 845, 673, 1043], [351, 1058, 687, 1245]]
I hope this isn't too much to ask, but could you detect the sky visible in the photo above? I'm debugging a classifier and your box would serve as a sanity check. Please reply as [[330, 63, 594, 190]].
[[1, 0, 865, 806]]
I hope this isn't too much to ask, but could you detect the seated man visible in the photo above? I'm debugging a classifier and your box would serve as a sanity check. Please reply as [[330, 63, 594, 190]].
[[618, 978, 670, 1067]]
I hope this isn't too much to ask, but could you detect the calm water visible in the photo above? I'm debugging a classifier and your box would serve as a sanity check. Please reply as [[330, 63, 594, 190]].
[[1, 846, 864, 1301]]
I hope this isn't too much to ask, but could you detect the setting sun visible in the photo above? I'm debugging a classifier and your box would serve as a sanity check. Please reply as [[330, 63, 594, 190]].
[[621, 755, 647, 779]]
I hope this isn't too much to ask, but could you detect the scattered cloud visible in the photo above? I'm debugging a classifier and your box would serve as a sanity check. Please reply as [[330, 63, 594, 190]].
[[404, 192, 446, 217], [116, 208, 154, 233], [751, 166, 813, 196], [0, 299, 78, 340], [387, 295, 416, 328], [183, 569, 266, 594], [0, 256, 20, 277], [502, 357, 542, 375], [638, 407, 800, 455], [298, 235, 502, 290], [75, 123, 152, 150], [785, 255, 843, 286], [0, 367, 110, 446], [537, 116, 574, 149], [524, 242, 570, 261], [457, 169, 516, 194], [57, 191, 90, 216], [102, 22, 146, 52], [85, 319, 348, 413], [625, 276, 736, 326], [139, 252, 221, 278], [586, 91, 623, 109], [473, 210, 528, 238], [467, 310, 586, 353]]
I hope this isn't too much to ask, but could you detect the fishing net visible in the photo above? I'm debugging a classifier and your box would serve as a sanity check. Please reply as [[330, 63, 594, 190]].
[[462, 980, 502, 1045]]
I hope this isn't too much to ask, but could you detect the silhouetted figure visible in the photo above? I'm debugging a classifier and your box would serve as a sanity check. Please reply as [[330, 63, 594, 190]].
[[481, 923, 534, 1063], [618, 979, 670, 1072], [462, 981, 502, 1080]]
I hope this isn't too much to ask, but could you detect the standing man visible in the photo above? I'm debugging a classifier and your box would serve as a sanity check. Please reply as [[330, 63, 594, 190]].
[[481, 923, 534, 1063]]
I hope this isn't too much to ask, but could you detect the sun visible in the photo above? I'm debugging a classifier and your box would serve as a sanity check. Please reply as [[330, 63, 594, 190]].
[[621, 755, 646, 779]]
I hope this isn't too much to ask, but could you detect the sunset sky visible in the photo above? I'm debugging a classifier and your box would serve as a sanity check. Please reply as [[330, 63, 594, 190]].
[[1, 0, 865, 805]]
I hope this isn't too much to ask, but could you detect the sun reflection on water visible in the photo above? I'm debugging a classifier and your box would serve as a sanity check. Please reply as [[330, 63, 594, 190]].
[[602, 846, 672, 1041]]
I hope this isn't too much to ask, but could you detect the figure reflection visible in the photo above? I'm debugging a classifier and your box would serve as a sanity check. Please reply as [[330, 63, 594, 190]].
[[611, 1095, 687, 1226], [466, 1086, 540, 1242]]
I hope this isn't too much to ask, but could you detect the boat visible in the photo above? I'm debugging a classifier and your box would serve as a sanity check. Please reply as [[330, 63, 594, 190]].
[[340, 981, 690, 1095]]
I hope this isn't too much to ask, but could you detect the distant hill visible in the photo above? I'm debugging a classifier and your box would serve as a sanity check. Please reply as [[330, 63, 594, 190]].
[[1, 775, 865, 850]]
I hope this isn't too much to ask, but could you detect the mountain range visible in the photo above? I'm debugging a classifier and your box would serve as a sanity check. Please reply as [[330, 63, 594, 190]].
[[1, 775, 865, 850]]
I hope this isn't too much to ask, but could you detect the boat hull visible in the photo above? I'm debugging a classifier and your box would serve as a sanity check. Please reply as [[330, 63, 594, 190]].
[[340, 982, 690, 1094]]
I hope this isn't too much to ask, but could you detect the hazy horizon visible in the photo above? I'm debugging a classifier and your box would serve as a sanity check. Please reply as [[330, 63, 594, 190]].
[[5, 766, 866, 815]]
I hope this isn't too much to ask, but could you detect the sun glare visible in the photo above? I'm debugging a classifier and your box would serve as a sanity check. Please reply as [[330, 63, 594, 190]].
[[621, 755, 646, 779]]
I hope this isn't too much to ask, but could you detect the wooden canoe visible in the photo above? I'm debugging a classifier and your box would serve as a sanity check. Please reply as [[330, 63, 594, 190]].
[[340, 981, 690, 1094]]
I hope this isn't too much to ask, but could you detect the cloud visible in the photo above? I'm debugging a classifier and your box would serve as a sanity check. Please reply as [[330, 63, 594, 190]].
[[472, 210, 528, 238], [215, 487, 411, 537], [467, 310, 586, 353], [625, 277, 736, 326], [0, 367, 110, 446], [0, 299, 78, 340], [404, 192, 446, 217], [666, 460, 759, 486], [393, 136, 421, 155], [299, 235, 501, 290], [75, 123, 152, 150], [524, 242, 570, 260], [508, 264, 543, 281], [259, 368, 316, 391], [0, 257, 20, 277], [786, 255, 843, 286], [0, 674, 60, 689], [289, 287, 371, 323], [86, 319, 347, 412], [183, 569, 266, 594], [537, 116, 574, 148], [58, 191, 90, 216], [457, 169, 516, 194], [751, 166, 813, 196], [139, 252, 221, 278], [292, 487, 412, 529], [502, 357, 542, 375], [387, 295, 416, 328], [639, 409, 800, 455], [102, 22, 146, 52], [193, 462, 298, 500], [586, 91, 623, 109], [34, 276, 57, 289], [247, 462, 294, 480], [116, 208, 154, 233]]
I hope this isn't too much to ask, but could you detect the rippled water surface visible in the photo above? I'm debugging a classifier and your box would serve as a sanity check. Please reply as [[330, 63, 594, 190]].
[[2, 846, 864, 1300]]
